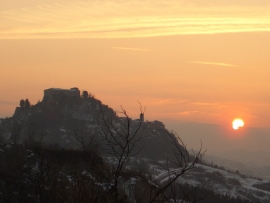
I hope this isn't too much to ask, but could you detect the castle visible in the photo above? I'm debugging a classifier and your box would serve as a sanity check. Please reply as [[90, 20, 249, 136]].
[[43, 87, 80, 101]]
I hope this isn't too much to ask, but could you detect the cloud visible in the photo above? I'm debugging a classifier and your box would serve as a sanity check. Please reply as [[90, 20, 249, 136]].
[[1, 1, 270, 39], [112, 47, 152, 52], [157, 111, 199, 116], [176, 111, 198, 115], [189, 61, 238, 67], [192, 102, 220, 106], [191, 102, 227, 110], [145, 98, 187, 106]]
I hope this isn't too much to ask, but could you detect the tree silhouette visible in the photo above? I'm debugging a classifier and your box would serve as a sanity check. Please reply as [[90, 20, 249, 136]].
[[25, 99, 30, 109], [20, 99, 25, 108], [82, 90, 89, 99], [97, 105, 144, 203]]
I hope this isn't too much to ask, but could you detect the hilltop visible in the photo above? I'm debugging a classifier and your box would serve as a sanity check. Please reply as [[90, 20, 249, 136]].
[[1, 87, 185, 160]]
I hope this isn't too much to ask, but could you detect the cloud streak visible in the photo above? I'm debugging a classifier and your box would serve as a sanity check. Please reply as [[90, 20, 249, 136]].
[[189, 61, 238, 67], [112, 47, 151, 52], [192, 102, 227, 109], [1, 1, 270, 39]]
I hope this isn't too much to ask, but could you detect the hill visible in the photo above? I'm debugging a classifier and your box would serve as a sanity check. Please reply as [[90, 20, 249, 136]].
[[2, 87, 269, 202], [1, 87, 186, 161]]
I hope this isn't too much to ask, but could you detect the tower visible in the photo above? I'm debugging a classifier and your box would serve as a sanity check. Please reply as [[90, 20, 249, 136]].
[[140, 113, 144, 122]]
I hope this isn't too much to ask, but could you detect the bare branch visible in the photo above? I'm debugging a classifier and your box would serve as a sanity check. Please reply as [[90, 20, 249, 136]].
[[149, 130, 205, 203]]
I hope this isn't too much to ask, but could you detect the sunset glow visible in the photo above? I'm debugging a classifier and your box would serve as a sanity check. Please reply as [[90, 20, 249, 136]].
[[1, 0, 270, 131], [3, 1, 270, 187]]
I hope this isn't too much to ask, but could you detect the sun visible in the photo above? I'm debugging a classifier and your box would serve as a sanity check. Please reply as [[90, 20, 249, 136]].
[[232, 118, 244, 130]]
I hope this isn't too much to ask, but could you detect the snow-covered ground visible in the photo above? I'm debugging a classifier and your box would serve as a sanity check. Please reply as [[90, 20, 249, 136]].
[[153, 163, 270, 202]]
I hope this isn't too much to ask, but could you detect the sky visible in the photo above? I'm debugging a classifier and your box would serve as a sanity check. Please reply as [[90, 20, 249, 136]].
[[1, 0, 270, 156]]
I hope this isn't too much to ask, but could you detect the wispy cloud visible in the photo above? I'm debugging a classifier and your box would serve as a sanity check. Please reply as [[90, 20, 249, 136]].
[[189, 61, 238, 67], [192, 102, 219, 106], [145, 98, 187, 106], [192, 102, 226, 108], [112, 47, 151, 52], [1, 1, 270, 39], [158, 111, 199, 116], [176, 111, 198, 115]]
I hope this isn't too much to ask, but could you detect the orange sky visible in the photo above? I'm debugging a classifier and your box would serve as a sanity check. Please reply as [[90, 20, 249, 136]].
[[1, 0, 270, 130]]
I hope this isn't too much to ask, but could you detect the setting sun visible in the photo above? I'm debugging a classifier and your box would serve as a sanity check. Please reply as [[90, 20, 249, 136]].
[[232, 118, 245, 130]]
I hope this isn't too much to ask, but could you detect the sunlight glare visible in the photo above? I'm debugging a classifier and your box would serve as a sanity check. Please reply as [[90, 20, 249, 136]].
[[232, 118, 244, 130]]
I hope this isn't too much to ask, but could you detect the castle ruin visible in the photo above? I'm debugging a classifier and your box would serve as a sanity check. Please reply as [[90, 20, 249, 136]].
[[43, 87, 80, 101]]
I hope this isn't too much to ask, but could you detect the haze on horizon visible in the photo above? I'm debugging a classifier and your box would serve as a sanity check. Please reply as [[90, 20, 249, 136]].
[[1, 0, 270, 158]]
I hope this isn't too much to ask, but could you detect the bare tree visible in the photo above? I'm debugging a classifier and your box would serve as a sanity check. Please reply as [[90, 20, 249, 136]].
[[97, 105, 144, 203], [74, 104, 205, 203], [148, 131, 205, 203]]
